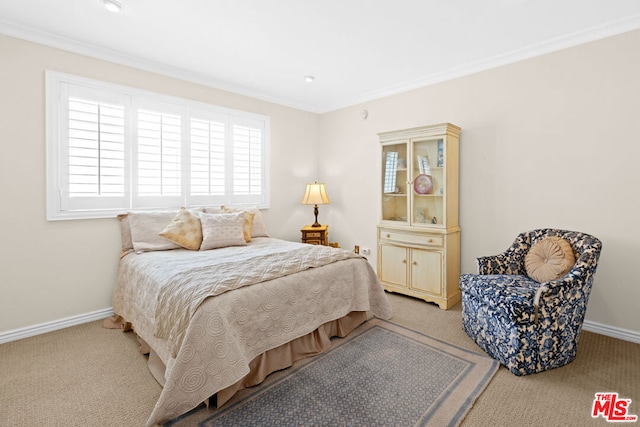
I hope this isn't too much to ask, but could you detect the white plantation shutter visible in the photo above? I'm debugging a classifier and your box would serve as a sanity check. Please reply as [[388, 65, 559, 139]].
[[132, 105, 182, 208], [67, 99, 126, 197], [188, 115, 226, 205], [230, 117, 266, 205], [136, 110, 182, 197], [188, 114, 268, 207], [56, 83, 129, 214], [47, 72, 269, 220]]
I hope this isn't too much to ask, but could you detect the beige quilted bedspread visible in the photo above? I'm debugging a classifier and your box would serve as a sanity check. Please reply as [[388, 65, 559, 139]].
[[111, 238, 392, 426], [155, 243, 361, 357]]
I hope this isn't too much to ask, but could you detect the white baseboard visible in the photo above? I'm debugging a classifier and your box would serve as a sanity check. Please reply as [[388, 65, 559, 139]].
[[0, 308, 114, 345], [583, 320, 640, 344], [1, 308, 638, 345]]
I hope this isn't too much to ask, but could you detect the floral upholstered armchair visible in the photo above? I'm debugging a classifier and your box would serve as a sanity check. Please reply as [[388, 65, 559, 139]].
[[459, 229, 602, 376]]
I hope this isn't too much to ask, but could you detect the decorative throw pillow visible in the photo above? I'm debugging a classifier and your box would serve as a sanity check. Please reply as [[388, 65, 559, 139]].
[[159, 208, 203, 250], [200, 212, 247, 251], [525, 237, 576, 283], [240, 211, 256, 242], [222, 208, 256, 242], [209, 206, 269, 238], [128, 211, 182, 252]]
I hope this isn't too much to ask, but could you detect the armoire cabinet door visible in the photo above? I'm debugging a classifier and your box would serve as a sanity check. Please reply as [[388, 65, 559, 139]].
[[410, 249, 442, 295], [379, 244, 407, 288]]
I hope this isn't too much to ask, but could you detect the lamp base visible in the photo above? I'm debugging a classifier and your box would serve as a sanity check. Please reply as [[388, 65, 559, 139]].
[[311, 204, 322, 227]]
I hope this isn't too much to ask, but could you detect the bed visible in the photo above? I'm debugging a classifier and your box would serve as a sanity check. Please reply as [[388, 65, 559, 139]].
[[103, 208, 392, 426]]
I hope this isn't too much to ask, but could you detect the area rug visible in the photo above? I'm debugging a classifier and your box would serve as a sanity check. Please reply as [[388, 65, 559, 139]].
[[167, 318, 499, 427]]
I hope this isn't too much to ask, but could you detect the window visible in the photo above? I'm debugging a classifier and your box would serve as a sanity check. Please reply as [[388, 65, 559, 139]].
[[46, 71, 270, 220]]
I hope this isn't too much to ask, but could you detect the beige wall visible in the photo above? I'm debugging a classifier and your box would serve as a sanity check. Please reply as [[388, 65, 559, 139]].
[[0, 34, 319, 332], [2, 28, 639, 338], [318, 29, 640, 335]]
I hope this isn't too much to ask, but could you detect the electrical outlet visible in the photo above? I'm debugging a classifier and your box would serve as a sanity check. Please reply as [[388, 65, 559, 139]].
[[361, 247, 371, 255]]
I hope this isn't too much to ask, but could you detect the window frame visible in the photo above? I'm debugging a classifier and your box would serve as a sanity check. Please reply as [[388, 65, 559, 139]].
[[46, 71, 270, 220]]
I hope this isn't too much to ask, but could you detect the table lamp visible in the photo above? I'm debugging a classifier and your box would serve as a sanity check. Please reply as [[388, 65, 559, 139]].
[[301, 182, 330, 227]]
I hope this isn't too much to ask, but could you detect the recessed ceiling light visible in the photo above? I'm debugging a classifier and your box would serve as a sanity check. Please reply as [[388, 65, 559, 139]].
[[101, 0, 123, 13], [304, 75, 315, 83]]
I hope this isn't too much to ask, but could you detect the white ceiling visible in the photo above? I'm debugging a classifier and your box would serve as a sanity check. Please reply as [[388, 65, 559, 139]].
[[2, 0, 640, 113]]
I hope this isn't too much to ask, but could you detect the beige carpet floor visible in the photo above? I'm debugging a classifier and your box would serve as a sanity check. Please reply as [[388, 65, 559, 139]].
[[1, 292, 638, 426]]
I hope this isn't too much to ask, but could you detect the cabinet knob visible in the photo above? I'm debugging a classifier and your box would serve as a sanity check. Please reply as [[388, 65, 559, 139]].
[[427, 238, 433, 243], [412, 261, 418, 265], [402, 259, 407, 264], [386, 234, 391, 238]]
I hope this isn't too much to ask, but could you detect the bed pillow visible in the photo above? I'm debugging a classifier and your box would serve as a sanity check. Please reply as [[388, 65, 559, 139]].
[[204, 207, 255, 241], [202, 206, 224, 214], [216, 206, 269, 238], [248, 208, 269, 237], [200, 212, 247, 250], [525, 236, 576, 282], [159, 208, 203, 250], [128, 211, 182, 252], [118, 213, 134, 255]]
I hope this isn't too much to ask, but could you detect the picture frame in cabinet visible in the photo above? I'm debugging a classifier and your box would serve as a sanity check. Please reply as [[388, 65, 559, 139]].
[[383, 152, 398, 194]]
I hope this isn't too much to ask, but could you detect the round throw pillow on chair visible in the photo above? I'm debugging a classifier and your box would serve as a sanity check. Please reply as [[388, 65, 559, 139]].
[[525, 236, 576, 282]]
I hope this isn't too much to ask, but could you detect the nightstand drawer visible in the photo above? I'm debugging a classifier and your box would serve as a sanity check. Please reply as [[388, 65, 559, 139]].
[[300, 225, 329, 246], [380, 230, 444, 247]]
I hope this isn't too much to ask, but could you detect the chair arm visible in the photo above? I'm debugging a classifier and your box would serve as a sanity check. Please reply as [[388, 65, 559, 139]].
[[477, 253, 524, 275], [532, 266, 592, 323], [539, 253, 595, 295]]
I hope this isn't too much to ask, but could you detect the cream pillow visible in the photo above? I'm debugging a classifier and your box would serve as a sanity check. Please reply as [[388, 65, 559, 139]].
[[118, 213, 134, 255], [221, 208, 255, 242], [216, 206, 269, 238], [159, 208, 203, 250], [249, 208, 269, 237], [200, 212, 247, 250], [525, 237, 576, 282], [206, 207, 255, 241], [128, 211, 182, 252]]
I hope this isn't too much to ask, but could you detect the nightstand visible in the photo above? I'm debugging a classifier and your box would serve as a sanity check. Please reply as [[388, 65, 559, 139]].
[[301, 225, 329, 246]]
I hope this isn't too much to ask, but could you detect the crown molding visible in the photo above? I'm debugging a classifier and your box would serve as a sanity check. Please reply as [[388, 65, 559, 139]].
[[323, 14, 640, 113], [3, 14, 640, 114], [0, 19, 322, 113]]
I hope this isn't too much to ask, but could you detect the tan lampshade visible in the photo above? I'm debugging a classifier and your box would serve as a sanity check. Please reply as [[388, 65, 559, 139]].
[[301, 182, 330, 227], [300, 182, 330, 205]]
